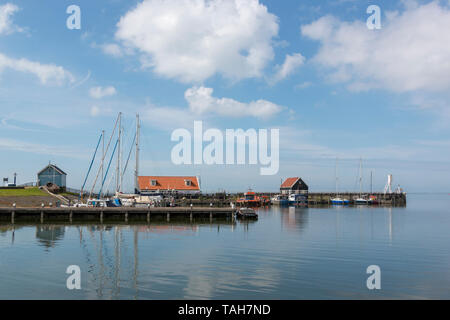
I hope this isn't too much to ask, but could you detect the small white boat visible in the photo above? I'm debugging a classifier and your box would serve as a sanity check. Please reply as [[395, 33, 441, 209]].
[[355, 158, 369, 205], [271, 194, 289, 206], [332, 158, 349, 205], [235, 207, 258, 219], [355, 197, 369, 205]]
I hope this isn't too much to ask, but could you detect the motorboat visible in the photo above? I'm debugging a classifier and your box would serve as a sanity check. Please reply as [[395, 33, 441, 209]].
[[271, 194, 289, 206], [288, 193, 308, 206], [235, 207, 258, 219]]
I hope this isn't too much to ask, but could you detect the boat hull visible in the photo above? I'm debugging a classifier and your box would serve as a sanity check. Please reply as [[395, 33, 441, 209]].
[[331, 199, 349, 205], [272, 200, 289, 206]]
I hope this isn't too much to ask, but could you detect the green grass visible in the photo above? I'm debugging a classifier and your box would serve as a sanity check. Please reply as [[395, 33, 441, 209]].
[[0, 187, 47, 197], [60, 192, 78, 197]]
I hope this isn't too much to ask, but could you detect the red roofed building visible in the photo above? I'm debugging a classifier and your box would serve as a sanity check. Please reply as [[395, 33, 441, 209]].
[[138, 176, 201, 194], [280, 177, 308, 195]]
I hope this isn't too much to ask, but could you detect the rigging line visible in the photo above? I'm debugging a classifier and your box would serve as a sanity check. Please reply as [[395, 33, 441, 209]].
[[120, 133, 137, 191], [118, 117, 135, 189], [105, 170, 116, 197], [89, 113, 120, 198], [80, 133, 103, 199], [98, 138, 119, 199]]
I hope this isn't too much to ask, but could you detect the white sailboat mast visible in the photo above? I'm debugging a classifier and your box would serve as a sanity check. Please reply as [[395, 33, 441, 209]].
[[134, 113, 140, 194], [116, 112, 122, 194], [359, 157, 363, 196], [101, 130, 105, 184], [335, 157, 339, 196]]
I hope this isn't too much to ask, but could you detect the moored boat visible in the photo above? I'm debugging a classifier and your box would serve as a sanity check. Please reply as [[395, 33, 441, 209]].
[[355, 197, 369, 205], [271, 194, 289, 206], [332, 158, 349, 205], [288, 193, 308, 206], [236, 207, 258, 219], [236, 190, 262, 207], [331, 197, 350, 205], [354, 158, 369, 205], [368, 195, 378, 205]]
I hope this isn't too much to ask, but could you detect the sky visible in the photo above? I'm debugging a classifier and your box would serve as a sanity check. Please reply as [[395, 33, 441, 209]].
[[0, 0, 450, 193]]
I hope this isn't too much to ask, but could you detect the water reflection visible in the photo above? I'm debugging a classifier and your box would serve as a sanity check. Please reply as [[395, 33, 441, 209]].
[[36, 226, 65, 249], [0, 195, 449, 299], [277, 206, 309, 232], [58, 221, 238, 299]]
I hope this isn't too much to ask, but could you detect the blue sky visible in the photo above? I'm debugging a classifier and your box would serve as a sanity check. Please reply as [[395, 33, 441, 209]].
[[0, 0, 450, 193]]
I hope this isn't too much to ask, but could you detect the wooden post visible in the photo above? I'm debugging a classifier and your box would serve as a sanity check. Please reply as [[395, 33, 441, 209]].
[[100, 211, 104, 223], [69, 211, 73, 223], [40, 212, 44, 224], [11, 203, 16, 224], [147, 212, 150, 223], [167, 213, 170, 222], [125, 212, 128, 222]]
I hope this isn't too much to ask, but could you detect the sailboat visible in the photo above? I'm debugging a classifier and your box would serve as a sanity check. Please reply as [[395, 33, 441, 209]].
[[331, 157, 349, 205], [355, 157, 369, 205]]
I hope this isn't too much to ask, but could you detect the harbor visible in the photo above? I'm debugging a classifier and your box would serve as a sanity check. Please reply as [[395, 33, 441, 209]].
[[0, 113, 407, 215]]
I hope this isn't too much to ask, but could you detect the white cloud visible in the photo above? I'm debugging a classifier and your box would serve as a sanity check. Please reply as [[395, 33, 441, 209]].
[[100, 43, 124, 57], [295, 81, 312, 89], [115, 0, 279, 83], [90, 105, 100, 117], [89, 86, 117, 99], [301, 2, 450, 93], [0, 138, 87, 159], [185, 86, 283, 119], [0, 3, 21, 35], [89, 104, 115, 117], [0, 53, 74, 85], [141, 104, 198, 131], [272, 53, 305, 83]]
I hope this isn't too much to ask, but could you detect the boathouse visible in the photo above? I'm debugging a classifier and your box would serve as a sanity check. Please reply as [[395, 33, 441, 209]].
[[280, 177, 308, 195], [138, 176, 201, 195], [37, 164, 67, 188]]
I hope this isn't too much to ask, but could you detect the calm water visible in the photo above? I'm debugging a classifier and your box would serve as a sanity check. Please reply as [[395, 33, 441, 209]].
[[0, 194, 449, 300]]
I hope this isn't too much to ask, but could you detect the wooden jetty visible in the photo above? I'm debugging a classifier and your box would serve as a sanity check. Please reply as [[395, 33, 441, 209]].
[[0, 206, 236, 223]]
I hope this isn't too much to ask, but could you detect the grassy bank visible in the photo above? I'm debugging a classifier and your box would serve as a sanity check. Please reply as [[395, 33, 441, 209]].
[[0, 187, 46, 197]]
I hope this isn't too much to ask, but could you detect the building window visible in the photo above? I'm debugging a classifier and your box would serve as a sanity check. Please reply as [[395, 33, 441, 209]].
[[151, 180, 157, 186], [185, 180, 191, 186]]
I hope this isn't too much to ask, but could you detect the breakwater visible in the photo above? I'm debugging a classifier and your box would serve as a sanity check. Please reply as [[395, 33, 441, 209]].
[[176, 192, 407, 206]]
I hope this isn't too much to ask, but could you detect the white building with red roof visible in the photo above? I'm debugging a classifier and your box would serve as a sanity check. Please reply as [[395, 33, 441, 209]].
[[138, 176, 201, 195]]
